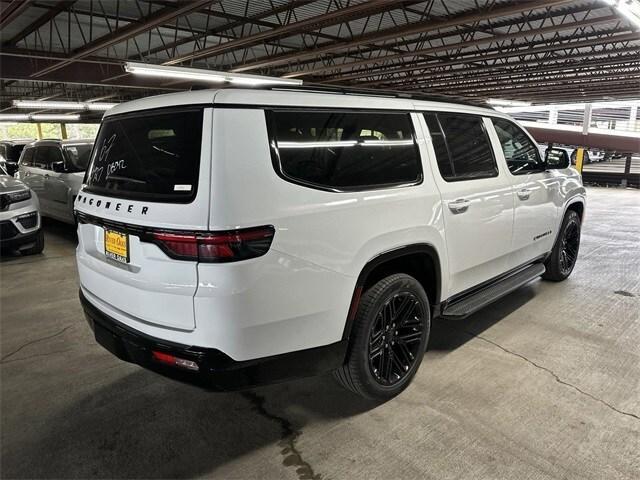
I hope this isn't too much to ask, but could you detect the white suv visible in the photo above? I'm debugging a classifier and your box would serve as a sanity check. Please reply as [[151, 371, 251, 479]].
[[75, 88, 585, 399]]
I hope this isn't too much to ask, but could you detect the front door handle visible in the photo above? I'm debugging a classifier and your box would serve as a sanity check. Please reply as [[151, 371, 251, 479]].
[[448, 199, 470, 214], [517, 188, 531, 201]]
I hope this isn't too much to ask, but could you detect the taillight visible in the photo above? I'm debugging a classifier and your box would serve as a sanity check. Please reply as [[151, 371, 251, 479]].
[[148, 225, 275, 262]]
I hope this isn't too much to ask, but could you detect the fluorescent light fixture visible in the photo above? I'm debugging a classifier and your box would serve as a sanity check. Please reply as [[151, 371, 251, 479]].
[[604, 0, 640, 28], [487, 98, 532, 107], [0, 114, 30, 121], [125, 62, 303, 86], [13, 100, 117, 111], [31, 114, 80, 121], [0, 113, 80, 122]]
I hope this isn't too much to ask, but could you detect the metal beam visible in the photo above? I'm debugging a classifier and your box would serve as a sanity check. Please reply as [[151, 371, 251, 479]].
[[135, 0, 317, 59], [4, 1, 75, 47], [29, 0, 217, 78], [392, 56, 640, 91], [282, 15, 620, 78], [230, 0, 577, 73], [163, 0, 415, 66], [0, 0, 34, 29], [344, 32, 640, 86]]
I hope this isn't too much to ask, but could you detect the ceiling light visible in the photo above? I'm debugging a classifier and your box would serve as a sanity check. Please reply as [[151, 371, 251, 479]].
[[13, 100, 117, 111], [124, 62, 303, 86], [0, 114, 30, 121], [0, 113, 80, 122], [31, 114, 80, 121], [487, 99, 532, 107]]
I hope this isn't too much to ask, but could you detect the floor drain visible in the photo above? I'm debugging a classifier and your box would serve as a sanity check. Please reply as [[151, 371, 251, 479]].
[[614, 290, 635, 297]]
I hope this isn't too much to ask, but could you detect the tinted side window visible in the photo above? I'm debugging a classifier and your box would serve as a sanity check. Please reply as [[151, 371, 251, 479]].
[[0, 145, 6, 158], [438, 115, 497, 180], [34, 146, 63, 169], [20, 147, 35, 166], [268, 110, 421, 190], [492, 118, 543, 174], [423, 113, 497, 181]]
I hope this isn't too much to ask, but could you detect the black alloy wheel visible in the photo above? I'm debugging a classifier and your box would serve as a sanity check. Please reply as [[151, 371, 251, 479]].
[[368, 292, 425, 386], [334, 273, 430, 400]]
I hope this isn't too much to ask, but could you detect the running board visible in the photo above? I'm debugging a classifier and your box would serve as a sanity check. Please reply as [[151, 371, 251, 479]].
[[441, 263, 546, 320]]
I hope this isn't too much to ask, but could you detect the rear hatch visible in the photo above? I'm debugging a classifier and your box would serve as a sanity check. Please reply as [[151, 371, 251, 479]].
[[75, 107, 212, 331]]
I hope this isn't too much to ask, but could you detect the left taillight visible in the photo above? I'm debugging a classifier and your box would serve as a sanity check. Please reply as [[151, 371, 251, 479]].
[[147, 225, 275, 263]]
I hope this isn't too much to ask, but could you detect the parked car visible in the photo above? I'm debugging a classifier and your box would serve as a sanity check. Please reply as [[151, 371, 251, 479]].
[[16, 139, 93, 224], [0, 162, 43, 255], [75, 88, 585, 399], [0, 139, 34, 176]]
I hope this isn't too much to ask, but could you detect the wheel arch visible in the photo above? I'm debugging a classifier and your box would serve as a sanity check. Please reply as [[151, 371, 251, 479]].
[[342, 243, 442, 343]]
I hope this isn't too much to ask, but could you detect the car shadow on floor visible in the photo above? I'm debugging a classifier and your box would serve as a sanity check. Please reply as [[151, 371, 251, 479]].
[[428, 284, 538, 352], [2, 284, 539, 479]]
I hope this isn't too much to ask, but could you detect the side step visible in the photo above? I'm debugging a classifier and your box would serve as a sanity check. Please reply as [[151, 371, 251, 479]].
[[441, 263, 546, 320]]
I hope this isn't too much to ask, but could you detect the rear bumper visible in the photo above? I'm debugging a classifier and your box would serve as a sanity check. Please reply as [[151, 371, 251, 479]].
[[80, 290, 347, 391]]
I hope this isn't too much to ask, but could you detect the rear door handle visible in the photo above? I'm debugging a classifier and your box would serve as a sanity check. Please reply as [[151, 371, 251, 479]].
[[448, 199, 470, 214], [517, 188, 531, 201]]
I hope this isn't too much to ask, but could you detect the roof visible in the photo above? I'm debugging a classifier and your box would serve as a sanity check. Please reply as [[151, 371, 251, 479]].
[[105, 86, 499, 118]]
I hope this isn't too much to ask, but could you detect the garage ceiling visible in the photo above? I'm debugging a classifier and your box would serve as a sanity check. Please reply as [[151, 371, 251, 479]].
[[1, 0, 639, 118]]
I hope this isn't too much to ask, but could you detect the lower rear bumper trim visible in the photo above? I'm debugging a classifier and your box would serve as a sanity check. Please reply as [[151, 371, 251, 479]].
[[80, 289, 348, 391]]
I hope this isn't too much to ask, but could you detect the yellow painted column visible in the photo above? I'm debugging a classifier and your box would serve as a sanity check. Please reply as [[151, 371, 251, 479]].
[[575, 147, 585, 173], [60, 123, 68, 139], [36, 123, 43, 140]]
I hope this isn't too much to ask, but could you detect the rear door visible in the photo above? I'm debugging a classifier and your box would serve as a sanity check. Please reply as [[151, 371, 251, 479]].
[[40, 146, 70, 219], [421, 112, 514, 297], [75, 107, 212, 331], [489, 118, 560, 267], [20, 147, 49, 213]]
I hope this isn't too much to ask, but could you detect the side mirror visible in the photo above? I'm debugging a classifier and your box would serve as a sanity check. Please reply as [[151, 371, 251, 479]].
[[51, 161, 66, 173], [545, 148, 570, 169]]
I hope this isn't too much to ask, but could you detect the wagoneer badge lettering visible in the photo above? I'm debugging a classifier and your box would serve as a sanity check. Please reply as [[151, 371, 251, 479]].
[[76, 194, 149, 215]]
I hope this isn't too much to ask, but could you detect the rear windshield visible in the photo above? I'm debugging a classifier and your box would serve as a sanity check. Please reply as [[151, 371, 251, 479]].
[[85, 108, 203, 202], [63, 144, 93, 172]]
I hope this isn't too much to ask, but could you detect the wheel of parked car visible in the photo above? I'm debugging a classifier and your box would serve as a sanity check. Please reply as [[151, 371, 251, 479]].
[[334, 273, 430, 400], [543, 210, 581, 282]]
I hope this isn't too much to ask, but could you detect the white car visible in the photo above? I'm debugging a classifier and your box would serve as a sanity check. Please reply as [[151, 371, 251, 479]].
[[17, 139, 93, 224], [75, 87, 585, 399], [0, 162, 43, 255]]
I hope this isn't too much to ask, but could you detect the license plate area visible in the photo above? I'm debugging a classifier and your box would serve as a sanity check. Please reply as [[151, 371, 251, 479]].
[[104, 228, 129, 264]]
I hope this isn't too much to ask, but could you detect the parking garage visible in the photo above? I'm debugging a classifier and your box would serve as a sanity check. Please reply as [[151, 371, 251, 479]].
[[1, 1, 639, 479]]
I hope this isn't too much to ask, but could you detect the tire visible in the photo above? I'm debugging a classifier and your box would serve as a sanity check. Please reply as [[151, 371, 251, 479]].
[[334, 273, 430, 400], [542, 210, 581, 282], [21, 229, 44, 256]]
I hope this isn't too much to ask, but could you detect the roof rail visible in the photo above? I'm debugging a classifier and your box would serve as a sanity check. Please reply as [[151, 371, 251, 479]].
[[262, 83, 492, 109]]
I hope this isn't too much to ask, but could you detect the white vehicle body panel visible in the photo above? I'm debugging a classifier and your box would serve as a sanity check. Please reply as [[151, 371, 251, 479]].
[[75, 88, 585, 364]]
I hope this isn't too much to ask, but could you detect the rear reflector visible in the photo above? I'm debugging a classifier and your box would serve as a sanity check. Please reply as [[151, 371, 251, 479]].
[[151, 350, 199, 371], [148, 225, 275, 263]]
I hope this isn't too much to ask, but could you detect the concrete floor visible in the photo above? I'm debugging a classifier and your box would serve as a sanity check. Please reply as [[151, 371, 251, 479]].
[[1, 187, 638, 479]]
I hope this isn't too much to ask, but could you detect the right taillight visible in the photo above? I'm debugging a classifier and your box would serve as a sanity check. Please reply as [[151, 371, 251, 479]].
[[148, 225, 275, 263]]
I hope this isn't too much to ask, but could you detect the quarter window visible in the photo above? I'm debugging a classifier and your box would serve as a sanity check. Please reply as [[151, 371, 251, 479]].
[[423, 113, 498, 181], [267, 110, 421, 190], [492, 118, 543, 174]]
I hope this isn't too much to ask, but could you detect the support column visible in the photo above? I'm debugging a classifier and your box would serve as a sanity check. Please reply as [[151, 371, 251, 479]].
[[36, 123, 43, 140], [629, 105, 638, 132], [582, 104, 592, 135], [60, 123, 68, 139]]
